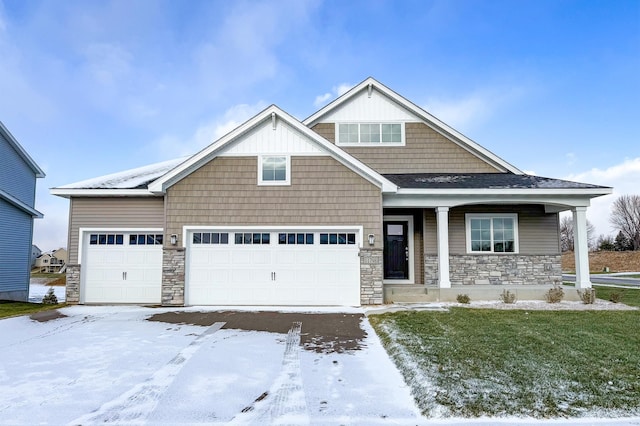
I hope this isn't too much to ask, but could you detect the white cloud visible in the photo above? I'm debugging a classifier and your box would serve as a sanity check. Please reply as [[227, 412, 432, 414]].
[[82, 43, 133, 87], [563, 157, 640, 238], [313, 83, 353, 108], [424, 86, 526, 130], [152, 101, 267, 159]]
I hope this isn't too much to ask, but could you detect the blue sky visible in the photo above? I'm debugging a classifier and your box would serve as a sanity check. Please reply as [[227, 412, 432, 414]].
[[0, 0, 638, 250]]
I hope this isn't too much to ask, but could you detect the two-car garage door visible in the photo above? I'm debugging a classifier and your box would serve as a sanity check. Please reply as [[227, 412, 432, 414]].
[[186, 229, 361, 306]]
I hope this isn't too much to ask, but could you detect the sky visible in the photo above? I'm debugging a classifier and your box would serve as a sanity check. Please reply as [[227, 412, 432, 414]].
[[0, 0, 638, 251]]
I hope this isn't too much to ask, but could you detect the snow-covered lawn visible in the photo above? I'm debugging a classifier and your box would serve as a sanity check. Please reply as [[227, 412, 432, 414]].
[[28, 283, 66, 303], [0, 305, 420, 425]]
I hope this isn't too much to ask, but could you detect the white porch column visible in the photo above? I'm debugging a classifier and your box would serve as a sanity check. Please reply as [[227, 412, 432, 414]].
[[573, 206, 592, 289], [436, 207, 451, 288]]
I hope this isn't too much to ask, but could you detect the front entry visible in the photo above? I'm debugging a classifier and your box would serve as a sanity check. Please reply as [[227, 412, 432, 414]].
[[384, 221, 409, 280]]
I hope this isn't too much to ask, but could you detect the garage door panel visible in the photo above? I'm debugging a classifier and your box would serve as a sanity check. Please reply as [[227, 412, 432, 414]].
[[187, 229, 361, 306], [83, 232, 162, 304]]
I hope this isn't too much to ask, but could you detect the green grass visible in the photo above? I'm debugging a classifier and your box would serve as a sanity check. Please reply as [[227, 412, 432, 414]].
[[370, 309, 640, 418], [30, 272, 64, 278], [594, 285, 640, 307], [0, 301, 65, 319]]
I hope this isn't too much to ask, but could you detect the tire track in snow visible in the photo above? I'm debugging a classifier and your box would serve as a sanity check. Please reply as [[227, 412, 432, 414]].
[[68, 321, 225, 425], [231, 321, 309, 425]]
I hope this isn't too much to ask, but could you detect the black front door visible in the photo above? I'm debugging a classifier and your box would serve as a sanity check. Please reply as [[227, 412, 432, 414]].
[[384, 221, 408, 279]]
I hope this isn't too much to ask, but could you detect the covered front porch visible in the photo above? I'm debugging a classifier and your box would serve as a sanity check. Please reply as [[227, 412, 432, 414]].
[[377, 175, 610, 303]]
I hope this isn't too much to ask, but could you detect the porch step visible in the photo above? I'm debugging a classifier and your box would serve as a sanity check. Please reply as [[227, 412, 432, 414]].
[[384, 286, 436, 303]]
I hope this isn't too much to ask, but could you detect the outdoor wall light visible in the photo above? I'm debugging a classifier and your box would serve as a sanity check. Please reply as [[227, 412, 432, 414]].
[[368, 234, 375, 246], [170, 234, 178, 245]]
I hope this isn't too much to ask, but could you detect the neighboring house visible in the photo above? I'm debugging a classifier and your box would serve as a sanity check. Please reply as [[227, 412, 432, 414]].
[[51, 78, 610, 306], [31, 245, 42, 267], [34, 248, 67, 273], [0, 121, 45, 302]]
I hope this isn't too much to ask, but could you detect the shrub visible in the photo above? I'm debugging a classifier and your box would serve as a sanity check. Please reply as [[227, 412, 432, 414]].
[[545, 284, 564, 303], [609, 292, 622, 303], [456, 294, 470, 304], [41, 287, 58, 305], [577, 288, 596, 304], [500, 289, 517, 304]]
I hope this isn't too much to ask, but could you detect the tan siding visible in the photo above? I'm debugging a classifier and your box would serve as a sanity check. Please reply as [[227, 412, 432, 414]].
[[311, 122, 500, 173], [68, 197, 164, 263], [424, 205, 560, 255], [166, 156, 383, 248]]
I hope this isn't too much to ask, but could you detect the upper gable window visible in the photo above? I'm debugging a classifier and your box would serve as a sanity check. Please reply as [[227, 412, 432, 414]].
[[258, 155, 290, 186], [337, 123, 404, 146]]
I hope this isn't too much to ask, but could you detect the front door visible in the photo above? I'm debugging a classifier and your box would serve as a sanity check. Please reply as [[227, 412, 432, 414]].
[[384, 221, 409, 279]]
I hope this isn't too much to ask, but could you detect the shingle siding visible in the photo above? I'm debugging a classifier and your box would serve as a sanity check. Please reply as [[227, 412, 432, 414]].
[[312, 122, 500, 174], [166, 156, 383, 248], [67, 197, 164, 264]]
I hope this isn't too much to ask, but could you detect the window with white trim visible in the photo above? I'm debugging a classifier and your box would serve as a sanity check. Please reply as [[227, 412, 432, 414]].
[[337, 123, 403, 145], [466, 214, 518, 253], [258, 155, 290, 185]]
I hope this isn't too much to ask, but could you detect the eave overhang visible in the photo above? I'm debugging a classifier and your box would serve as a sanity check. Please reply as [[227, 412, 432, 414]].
[[49, 188, 159, 198], [0, 188, 43, 218]]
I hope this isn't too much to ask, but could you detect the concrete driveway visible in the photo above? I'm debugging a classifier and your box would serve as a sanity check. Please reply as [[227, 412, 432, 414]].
[[0, 306, 420, 425]]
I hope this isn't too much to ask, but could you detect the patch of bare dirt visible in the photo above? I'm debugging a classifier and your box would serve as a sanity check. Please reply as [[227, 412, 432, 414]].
[[562, 251, 640, 272], [147, 311, 366, 353]]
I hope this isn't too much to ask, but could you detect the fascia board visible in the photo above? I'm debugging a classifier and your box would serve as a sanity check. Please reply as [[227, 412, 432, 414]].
[[0, 121, 46, 178], [50, 188, 158, 198], [395, 187, 613, 196], [303, 77, 522, 175], [0, 188, 43, 218]]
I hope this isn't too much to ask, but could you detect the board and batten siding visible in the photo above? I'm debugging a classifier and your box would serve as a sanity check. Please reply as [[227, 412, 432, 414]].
[[312, 122, 500, 174], [166, 156, 383, 248], [0, 200, 33, 296], [0, 131, 37, 206], [67, 197, 164, 264], [423, 205, 560, 255]]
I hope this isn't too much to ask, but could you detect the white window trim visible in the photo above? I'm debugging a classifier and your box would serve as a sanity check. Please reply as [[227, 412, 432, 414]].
[[258, 155, 291, 186], [465, 213, 519, 254], [335, 122, 406, 147]]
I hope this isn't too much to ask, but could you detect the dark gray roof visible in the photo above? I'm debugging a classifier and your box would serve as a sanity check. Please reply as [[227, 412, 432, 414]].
[[383, 173, 610, 190]]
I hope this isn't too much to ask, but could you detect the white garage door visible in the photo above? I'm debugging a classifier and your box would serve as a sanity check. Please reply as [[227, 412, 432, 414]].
[[83, 232, 163, 304], [187, 229, 361, 306]]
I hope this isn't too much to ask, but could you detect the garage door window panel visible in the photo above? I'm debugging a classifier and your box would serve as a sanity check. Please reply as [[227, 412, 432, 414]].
[[320, 233, 357, 245]]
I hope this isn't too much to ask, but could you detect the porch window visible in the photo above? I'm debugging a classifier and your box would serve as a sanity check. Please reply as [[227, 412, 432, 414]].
[[465, 214, 518, 253]]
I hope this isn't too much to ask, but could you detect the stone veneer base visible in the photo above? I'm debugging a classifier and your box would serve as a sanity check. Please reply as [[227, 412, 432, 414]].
[[162, 248, 186, 306], [360, 248, 383, 305], [65, 264, 81, 304], [424, 254, 562, 286]]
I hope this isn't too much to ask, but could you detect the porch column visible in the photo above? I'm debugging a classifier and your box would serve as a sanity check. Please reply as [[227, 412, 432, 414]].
[[572, 206, 592, 289], [436, 207, 451, 288]]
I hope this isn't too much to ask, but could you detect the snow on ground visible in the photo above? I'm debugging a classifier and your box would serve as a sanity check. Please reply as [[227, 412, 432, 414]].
[[0, 305, 421, 425], [28, 283, 66, 303]]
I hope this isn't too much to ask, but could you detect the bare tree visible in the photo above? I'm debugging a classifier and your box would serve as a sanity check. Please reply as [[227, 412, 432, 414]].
[[560, 215, 596, 252], [610, 194, 640, 250]]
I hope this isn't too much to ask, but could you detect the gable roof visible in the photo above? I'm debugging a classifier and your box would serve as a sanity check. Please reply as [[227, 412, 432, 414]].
[[0, 121, 45, 178], [303, 77, 522, 175], [147, 104, 397, 194]]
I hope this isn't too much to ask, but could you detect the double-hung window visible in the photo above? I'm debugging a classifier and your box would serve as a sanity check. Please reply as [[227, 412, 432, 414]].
[[336, 123, 403, 146], [466, 214, 518, 253], [258, 155, 290, 185]]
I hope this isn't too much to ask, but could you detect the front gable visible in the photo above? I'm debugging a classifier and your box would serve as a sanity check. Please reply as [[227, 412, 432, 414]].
[[304, 78, 521, 175]]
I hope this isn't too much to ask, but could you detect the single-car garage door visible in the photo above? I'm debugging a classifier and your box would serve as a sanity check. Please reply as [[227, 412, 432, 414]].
[[82, 232, 163, 304], [186, 229, 361, 306]]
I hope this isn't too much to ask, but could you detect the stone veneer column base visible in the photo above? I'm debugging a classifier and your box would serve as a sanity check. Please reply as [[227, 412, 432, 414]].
[[360, 248, 383, 305], [425, 254, 561, 286], [65, 264, 81, 304], [162, 248, 185, 306]]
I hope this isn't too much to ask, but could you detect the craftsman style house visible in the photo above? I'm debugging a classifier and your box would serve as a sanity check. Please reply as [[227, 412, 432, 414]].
[[51, 78, 610, 306], [1, 121, 45, 302]]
